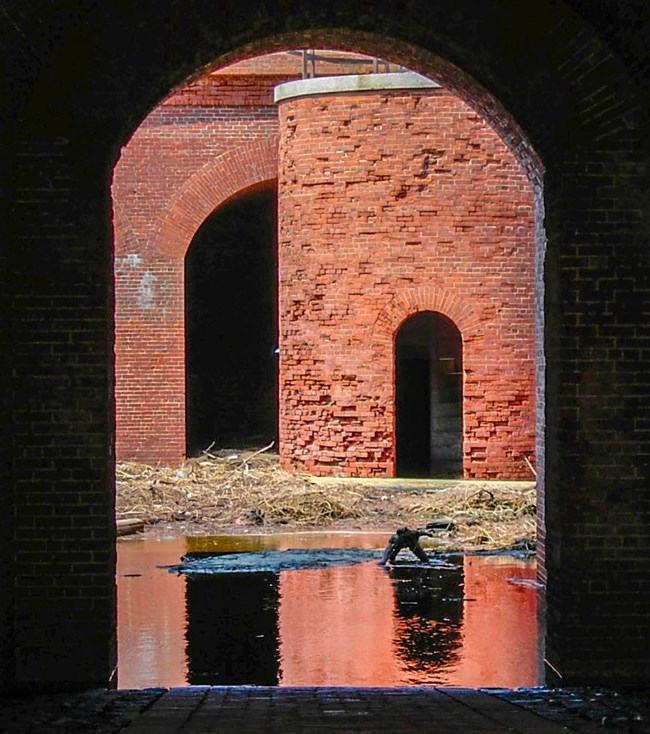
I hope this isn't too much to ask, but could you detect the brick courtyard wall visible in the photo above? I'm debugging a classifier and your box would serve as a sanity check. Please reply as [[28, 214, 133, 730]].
[[277, 80, 536, 478], [112, 73, 283, 464]]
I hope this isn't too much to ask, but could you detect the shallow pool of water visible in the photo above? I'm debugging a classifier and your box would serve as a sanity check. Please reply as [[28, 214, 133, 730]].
[[117, 532, 541, 688]]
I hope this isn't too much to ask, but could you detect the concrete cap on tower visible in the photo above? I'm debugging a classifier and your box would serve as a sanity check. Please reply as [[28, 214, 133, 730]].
[[274, 72, 440, 103]]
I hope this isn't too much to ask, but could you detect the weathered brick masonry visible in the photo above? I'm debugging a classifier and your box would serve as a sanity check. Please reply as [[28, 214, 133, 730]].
[[114, 58, 535, 478], [277, 80, 535, 478], [3, 0, 649, 693], [113, 67, 285, 464]]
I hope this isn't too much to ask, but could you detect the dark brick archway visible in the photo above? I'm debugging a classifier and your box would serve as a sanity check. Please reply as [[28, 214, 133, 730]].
[[1, 1, 648, 690]]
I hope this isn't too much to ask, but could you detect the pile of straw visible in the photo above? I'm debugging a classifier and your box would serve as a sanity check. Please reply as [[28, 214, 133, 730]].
[[116, 448, 361, 527], [116, 448, 536, 549], [393, 484, 536, 549]]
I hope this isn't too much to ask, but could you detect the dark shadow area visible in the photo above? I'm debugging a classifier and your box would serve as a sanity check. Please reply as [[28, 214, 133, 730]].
[[396, 355, 431, 476], [396, 311, 462, 478], [185, 573, 280, 685], [185, 184, 278, 455], [388, 564, 464, 678]]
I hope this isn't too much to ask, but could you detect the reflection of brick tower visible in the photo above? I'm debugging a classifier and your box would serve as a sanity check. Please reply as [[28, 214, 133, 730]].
[[389, 563, 464, 679], [185, 573, 280, 685], [276, 72, 535, 479]]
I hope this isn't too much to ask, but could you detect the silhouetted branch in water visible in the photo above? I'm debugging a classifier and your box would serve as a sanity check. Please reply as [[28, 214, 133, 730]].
[[380, 527, 433, 565]]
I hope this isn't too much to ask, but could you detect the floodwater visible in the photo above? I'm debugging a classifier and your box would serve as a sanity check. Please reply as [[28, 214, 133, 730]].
[[117, 533, 541, 689]]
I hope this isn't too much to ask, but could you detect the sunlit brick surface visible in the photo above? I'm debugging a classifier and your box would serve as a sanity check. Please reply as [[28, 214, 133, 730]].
[[278, 87, 535, 477]]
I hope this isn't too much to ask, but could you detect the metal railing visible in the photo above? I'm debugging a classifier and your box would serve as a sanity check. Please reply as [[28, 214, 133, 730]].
[[288, 50, 405, 79]]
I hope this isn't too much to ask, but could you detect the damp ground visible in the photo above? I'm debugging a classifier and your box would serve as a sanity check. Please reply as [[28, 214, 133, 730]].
[[117, 448, 536, 551]]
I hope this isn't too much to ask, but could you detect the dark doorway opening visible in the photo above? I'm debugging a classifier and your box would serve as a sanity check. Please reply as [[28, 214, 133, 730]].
[[185, 183, 278, 455], [395, 311, 463, 478]]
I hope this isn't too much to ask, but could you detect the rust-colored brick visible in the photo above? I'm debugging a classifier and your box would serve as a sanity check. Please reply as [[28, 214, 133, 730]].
[[277, 86, 535, 478], [113, 60, 536, 478], [112, 68, 284, 464]]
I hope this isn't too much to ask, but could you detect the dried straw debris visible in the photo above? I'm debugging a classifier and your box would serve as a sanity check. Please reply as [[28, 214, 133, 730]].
[[116, 449, 536, 549]]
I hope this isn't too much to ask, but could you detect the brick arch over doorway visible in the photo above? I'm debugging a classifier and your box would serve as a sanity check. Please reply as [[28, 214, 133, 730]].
[[374, 288, 479, 340], [114, 137, 278, 464], [2, 1, 649, 691], [153, 140, 279, 258], [374, 290, 495, 478]]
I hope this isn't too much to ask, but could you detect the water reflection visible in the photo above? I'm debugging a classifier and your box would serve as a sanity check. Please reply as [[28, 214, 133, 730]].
[[117, 533, 539, 688], [278, 563, 399, 686], [186, 573, 280, 685], [117, 537, 188, 688], [389, 565, 464, 683]]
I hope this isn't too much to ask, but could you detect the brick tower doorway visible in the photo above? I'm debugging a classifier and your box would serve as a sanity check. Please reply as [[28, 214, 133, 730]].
[[395, 311, 463, 478], [185, 184, 278, 455]]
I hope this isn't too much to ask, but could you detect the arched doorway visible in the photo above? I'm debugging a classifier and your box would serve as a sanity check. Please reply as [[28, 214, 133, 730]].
[[395, 312, 462, 478], [7, 0, 646, 691], [185, 184, 278, 455]]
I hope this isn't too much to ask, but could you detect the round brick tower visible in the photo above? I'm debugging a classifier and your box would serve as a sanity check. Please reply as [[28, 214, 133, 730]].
[[275, 72, 536, 479]]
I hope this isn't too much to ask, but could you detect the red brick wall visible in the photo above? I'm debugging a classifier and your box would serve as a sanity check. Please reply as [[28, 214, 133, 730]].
[[114, 62, 536, 477], [277, 87, 536, 478], [112, 78, 280, 464]]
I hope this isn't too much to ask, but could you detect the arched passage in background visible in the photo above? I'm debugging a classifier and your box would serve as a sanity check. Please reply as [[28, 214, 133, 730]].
[[185, 183, 278, 455], [113, 135, 279, 466], [395, 312, 462, 478], [3, 1, 649, 691]]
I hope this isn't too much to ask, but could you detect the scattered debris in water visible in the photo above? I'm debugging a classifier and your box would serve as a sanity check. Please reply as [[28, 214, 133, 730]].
[[164, 546, 464, 575], [165, 547, 382, 574]]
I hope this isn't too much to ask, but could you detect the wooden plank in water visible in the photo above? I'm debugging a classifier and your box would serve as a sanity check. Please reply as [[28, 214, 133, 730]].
[[116, 518, 145, 536]]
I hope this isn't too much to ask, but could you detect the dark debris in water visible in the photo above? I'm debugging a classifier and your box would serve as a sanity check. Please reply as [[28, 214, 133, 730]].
[[165, 547, 383, 574], [164, 547, 462, 575]]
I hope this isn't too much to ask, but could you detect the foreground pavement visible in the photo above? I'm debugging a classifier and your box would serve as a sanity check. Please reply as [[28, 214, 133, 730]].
[[1, 686, 649, 733]]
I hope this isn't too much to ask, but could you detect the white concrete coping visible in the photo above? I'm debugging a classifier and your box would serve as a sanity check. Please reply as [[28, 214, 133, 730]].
[[274, 72, 441, 103]]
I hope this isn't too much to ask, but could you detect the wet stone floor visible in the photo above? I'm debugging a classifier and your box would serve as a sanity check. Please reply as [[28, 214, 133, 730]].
[[1, 685, 649, 733]]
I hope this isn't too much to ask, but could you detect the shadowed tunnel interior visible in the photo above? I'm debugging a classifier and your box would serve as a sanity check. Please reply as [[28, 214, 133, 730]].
[[185, 184, 278, 455], [2, 0, 649, 692], [396, 312, 463, 478]]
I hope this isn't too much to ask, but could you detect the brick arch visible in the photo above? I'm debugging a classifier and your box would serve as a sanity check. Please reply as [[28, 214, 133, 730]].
[[115, 138, 278, 466], [4, 0, 649, 691], [152, 138, 278, 258], [373, 288, 480, 345]]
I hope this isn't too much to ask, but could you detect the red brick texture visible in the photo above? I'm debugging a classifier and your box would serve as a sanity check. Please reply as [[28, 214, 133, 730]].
[[4, 1, 650, 691], [112, 80, 280, 464], [114, 72, 536, 477], [277, 88, 536, 478]]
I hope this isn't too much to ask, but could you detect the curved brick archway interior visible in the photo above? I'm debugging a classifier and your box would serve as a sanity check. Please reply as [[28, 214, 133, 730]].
[[5, 3, 648, 691], [113, 84, 280, 463]]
